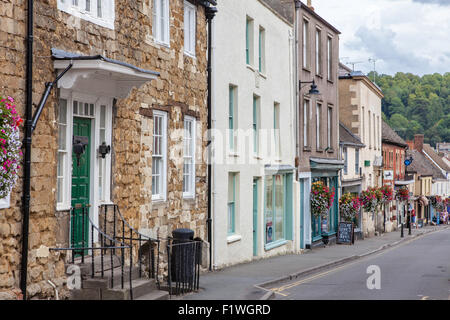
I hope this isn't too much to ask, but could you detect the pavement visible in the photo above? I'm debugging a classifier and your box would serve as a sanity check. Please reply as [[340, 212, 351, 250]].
[[181, 224, 450, 300]]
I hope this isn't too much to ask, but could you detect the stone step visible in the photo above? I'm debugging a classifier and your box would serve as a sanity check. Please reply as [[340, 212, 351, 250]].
[[102, 278, 158, 300], [135, 290, 170, 300], [83, 265, 145, 288]]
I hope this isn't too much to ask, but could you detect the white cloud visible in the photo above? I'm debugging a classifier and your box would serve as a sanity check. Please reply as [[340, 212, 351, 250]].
[[309, 0, 450, 75]]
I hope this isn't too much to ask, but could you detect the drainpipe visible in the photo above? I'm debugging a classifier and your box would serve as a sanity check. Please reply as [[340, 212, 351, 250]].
[[294, 0, 301, 176], [20, 0, 34, 300], [205, 4, 217, 272], [21, 0, 73, 299]]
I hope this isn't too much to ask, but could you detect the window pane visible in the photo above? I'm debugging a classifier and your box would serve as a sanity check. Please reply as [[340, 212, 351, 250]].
[[274, 175, 284, 241], [97, 0, 102, 17]]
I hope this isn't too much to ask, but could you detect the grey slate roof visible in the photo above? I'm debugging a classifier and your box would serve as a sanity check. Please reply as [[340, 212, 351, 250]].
[[339, 122, 365, 148], [382, 120, 408, 148], [406, 149, 446, 179], [423, 144, 450, 173]]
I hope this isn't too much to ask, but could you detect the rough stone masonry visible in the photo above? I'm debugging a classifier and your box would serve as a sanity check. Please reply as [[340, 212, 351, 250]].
[[0, 0, 209, 299]]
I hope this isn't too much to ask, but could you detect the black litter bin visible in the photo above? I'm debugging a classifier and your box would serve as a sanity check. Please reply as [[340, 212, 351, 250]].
[[171, 228, 195, 283]]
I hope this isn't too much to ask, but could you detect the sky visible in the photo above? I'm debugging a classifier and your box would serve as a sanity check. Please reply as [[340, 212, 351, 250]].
[[309, 0, 450, 76]]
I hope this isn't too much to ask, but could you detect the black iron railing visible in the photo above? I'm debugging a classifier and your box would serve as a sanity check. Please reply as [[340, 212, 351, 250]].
[[166, 238, 202, 296], [100, 204, 161, 288], [50, 205, 134, 298]]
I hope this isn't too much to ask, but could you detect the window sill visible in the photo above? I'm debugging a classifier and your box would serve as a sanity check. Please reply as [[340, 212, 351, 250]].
[[184, 51, 196, 59], [246, 64, 255, 72], [153, 39, 171, 50], [258, 71, 267, 79], [254, 154, 263, 160], [182, 194, 196, 201], [316, 148, 324, 153], [227, 234, 242, 244], [327, 79, 334, 84], [228, 152, 240, 158], [151, 198, 167, 204], [264, 239, 287, 251], [302, 67, 311, 73], [303, 146, 311, 152], [56, 204, 71, 212], [326, 148, 334, 153], [315, 74, 323, 79]]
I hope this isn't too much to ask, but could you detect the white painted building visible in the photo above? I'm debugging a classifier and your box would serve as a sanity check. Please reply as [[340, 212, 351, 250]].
[[211, 0, 296, 268]]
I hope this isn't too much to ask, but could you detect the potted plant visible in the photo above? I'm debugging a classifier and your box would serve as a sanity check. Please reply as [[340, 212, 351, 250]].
[[0, 95, 22, 200]]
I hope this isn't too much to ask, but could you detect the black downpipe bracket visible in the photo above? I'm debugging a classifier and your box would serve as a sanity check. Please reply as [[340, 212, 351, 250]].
[[21, 0, 73, 298], [205, 5, 217, 271]]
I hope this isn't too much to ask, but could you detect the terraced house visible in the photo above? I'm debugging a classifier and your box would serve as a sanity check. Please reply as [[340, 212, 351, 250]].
[[0, 0, 216, 299]]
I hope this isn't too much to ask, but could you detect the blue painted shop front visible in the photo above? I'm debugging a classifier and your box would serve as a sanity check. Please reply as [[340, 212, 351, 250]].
[[309, 158, 343, 246]]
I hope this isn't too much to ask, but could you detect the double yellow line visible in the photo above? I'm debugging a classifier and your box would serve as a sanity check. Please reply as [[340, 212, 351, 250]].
[[270, 229, 445, 296]]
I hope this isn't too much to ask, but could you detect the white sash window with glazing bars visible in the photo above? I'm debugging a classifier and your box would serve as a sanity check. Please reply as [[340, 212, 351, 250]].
[[153, 0, 170, 46], [152, 111, 167, 201], [57, 0, 115, 29], [183, 116, 196, 198]]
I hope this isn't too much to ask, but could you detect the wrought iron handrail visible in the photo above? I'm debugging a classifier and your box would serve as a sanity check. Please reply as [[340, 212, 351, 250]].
[[50, 206, 134, 299], [100, 204, 161, 287]]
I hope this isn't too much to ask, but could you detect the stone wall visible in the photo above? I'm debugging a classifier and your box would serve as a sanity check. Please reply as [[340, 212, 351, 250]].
[[0, 0, 208, 299]]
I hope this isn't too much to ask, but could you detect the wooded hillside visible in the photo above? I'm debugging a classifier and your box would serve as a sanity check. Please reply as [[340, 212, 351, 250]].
[[369, 72, 450, 147]]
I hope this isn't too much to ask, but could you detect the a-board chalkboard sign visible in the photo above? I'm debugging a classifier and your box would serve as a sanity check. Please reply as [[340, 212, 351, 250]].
[[337, 222, 354, 245]]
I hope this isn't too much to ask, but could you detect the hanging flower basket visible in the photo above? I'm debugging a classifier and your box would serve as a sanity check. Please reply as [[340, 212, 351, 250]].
[[380, 185, 393, 204], [339, 192, 361, 223], [360, 187, 382, 213], [431, 196, 445, 212], [0, 96, 22, 199], [395, 187, 409, 202], [310, 181, 335, 219]]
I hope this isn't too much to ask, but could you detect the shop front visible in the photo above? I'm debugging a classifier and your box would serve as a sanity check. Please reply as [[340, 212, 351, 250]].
[[309, 158, 344, 247], [263, 168, 294, 251]]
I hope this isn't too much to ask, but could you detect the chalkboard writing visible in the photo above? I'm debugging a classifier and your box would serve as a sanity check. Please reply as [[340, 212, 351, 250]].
[[337, 222, 354, 245]]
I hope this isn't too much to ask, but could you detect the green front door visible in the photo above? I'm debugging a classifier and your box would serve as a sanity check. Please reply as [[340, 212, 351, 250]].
[[71, 117, 91, 253], [253, 179, 258, 256]]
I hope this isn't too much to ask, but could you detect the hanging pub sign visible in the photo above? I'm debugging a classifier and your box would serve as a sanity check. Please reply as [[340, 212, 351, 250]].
[[337, 221, 354, 245]]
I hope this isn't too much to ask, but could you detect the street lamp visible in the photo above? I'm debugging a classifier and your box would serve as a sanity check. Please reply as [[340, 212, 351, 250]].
[[299, 80, 320, 95]]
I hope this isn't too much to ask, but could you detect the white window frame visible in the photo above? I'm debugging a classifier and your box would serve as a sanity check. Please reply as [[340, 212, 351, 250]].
[[153, 0, 170, 46], [302, 18, 309, 69], [152, 110, 168, 201], [57, 0, 115, 30], [184, 1, 196, 57], [303, 99, 310, 147], [56, 90, 113, 212], [327, 36, 333, 81], [315, 28, 322, 75], [316, 102, 322, 149], [0, 194, 10, 209], [183, 116, 196, 198], [327, 106, 332, 149]]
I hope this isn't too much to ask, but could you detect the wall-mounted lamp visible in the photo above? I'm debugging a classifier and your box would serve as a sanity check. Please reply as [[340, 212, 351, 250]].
[[98, 142, 111, 159], [299, 79, 320, 95]]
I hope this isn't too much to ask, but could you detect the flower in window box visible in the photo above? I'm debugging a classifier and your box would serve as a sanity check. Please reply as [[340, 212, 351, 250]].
[[0, 96, 22, 199]]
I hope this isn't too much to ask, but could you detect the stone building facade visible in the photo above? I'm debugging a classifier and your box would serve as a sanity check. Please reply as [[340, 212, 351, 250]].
[[0, 0, 212, 299], [338, 63, 383, 237], [296, 1, 343, 248]]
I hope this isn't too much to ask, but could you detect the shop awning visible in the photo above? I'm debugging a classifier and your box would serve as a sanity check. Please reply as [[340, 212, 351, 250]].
[[310, 157, 344, 171], [52, 48, 159, 98]]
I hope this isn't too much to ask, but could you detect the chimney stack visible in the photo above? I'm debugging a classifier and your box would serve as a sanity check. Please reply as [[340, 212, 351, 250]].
[[414, 134, 424, 153], [307, 0, 314, 11]]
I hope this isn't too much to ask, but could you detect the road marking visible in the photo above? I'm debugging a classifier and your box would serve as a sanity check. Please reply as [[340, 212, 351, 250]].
[[270, 229, 446, 294]]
